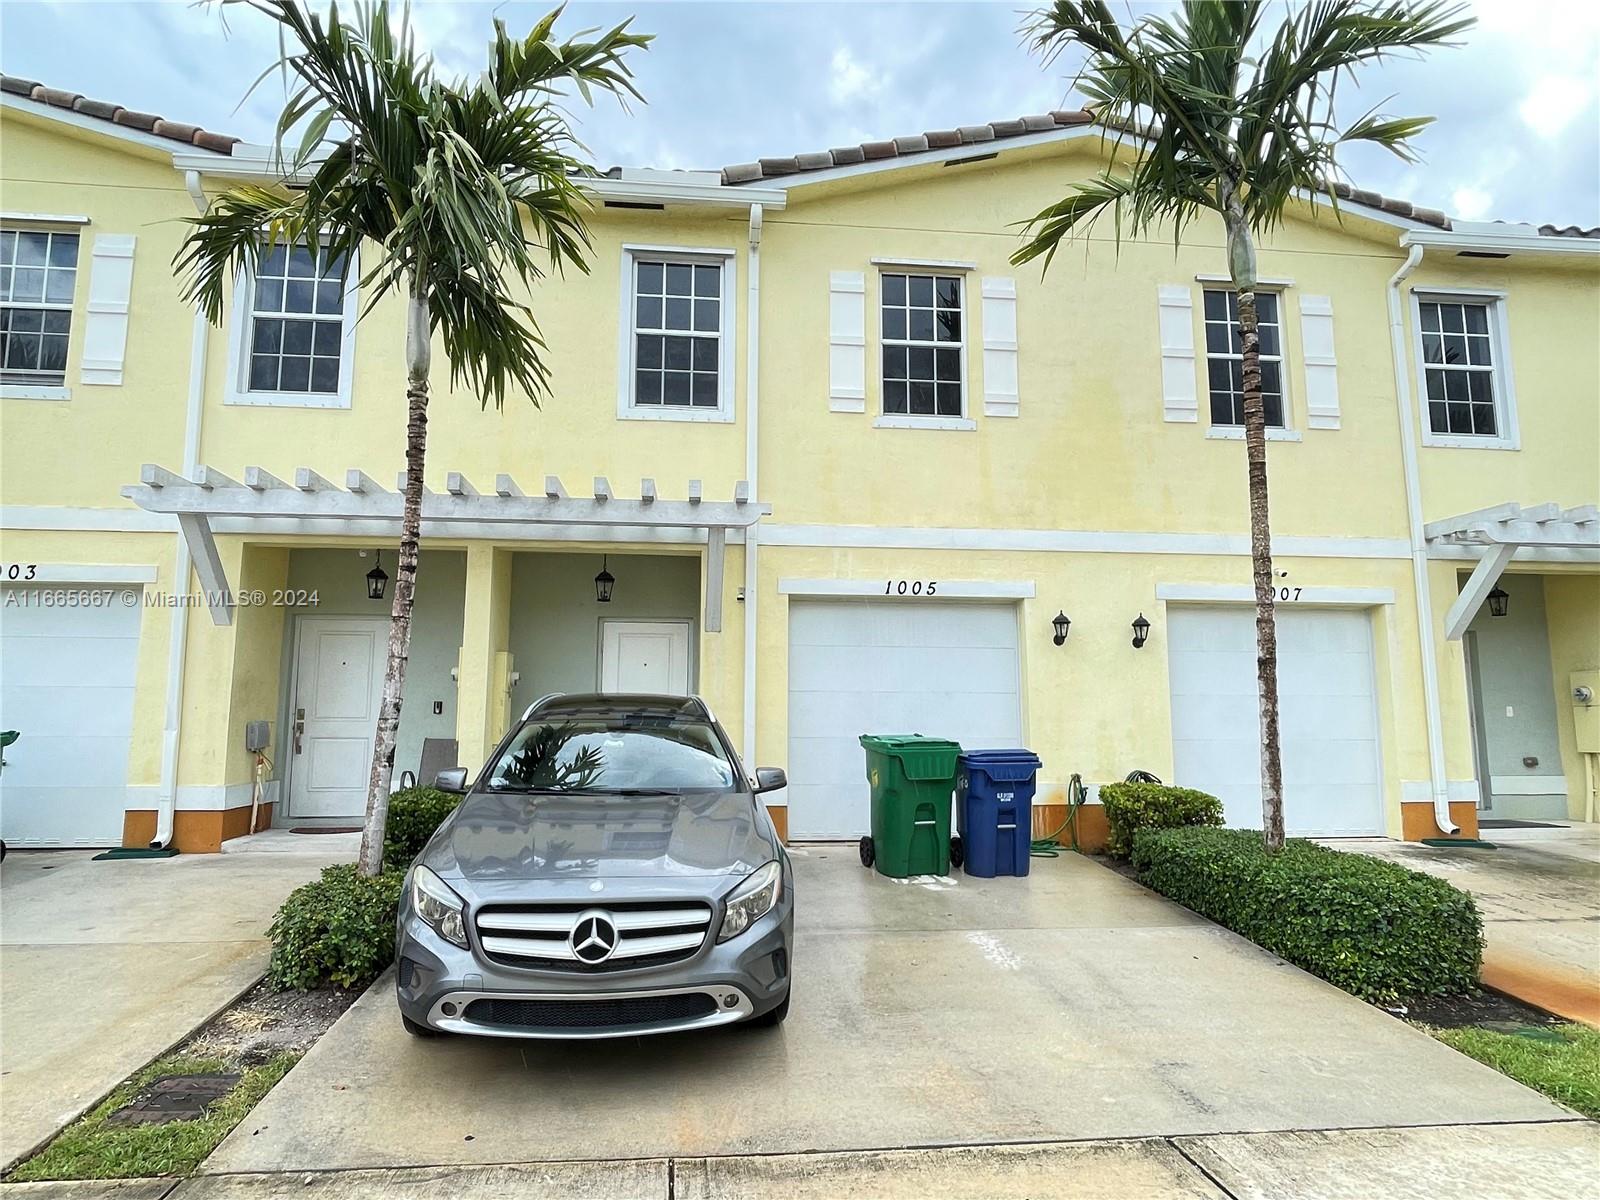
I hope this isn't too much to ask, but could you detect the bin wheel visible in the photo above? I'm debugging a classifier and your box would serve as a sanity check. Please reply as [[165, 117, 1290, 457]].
[[858, 836, 875, 868], [949, 835, 965, 870]]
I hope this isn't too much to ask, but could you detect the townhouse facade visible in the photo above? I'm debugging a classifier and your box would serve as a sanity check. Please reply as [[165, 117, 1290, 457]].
[[1, 76, 1597, 853]]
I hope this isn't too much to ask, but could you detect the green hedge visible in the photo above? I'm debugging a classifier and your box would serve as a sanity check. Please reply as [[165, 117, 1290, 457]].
[[382, 786, 461, 869], [1098, 781, 1223, 858], [266, 864, 405, 991], [1131, 826, 1483, 1002]]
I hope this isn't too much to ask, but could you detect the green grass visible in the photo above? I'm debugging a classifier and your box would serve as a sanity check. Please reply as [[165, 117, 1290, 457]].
[[1430, 1023, 1600, 1119], [7, 1052, 299, 1182]]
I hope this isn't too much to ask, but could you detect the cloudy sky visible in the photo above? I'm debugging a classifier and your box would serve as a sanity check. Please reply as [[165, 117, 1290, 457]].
[[3, 0, 1596, 228]]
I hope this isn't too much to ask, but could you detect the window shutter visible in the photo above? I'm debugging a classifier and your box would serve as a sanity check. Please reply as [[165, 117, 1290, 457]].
[[80, 234, 136, 386], [1157, 285, 1197, 422], [1300, 294, 1340, 430], [980, 277, 1019, 418], [828, 270, 866, 413]]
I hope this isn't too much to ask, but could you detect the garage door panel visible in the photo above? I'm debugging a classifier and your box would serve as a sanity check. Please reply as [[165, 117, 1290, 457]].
[[1, 588, 141, 846], [787, 600, 1022, 840], [1167, 606, 1383, 837]]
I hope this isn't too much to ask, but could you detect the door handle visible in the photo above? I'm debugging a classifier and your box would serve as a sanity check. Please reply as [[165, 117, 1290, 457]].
[[293, 708, 305, 755]]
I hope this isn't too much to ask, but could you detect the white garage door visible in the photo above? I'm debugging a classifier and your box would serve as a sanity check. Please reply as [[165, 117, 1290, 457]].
[[0, 588, 142, 846], [787, 600, 1023, 839], [1167, 605, 1383, 837]]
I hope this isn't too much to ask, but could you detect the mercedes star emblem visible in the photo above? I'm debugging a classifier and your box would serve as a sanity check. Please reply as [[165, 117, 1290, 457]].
[[570, 910, 619, 964]]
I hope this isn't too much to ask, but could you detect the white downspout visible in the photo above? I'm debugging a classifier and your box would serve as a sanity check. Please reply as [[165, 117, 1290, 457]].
[[742, 203, 763, 769], [1386, 242, 1456, 835], [151, 170, 211, 847]]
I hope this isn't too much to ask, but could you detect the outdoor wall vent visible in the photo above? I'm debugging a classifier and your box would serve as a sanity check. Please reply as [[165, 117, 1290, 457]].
[[604, 200, 666, 211], [944, 152, 999, 168], [1457, 250, 1510, 259]]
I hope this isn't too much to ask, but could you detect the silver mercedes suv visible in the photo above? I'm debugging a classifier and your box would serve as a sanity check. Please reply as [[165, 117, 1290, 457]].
[[394, 693, 793, 1039]]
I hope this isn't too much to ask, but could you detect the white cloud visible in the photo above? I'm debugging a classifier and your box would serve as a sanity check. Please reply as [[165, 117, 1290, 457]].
[[828, 46, 879, 106], [1518, 74, 1594, 140], [1451, 186, 1494, 220]]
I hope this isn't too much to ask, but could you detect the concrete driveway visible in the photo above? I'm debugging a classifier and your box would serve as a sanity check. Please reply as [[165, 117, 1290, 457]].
[[0, 845, 344, 1169], [1343, 823, 1600, 1023], [205, 849, 1576, 1175]]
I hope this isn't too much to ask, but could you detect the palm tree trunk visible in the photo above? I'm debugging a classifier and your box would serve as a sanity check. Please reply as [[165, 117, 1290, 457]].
[[1222, 189, 1286, 853], [357, 281, 431, 876]]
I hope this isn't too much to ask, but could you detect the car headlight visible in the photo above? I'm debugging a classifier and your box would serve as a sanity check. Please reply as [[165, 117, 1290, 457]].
[[411, 865, 468, 949], [717, 861, 782, 943]]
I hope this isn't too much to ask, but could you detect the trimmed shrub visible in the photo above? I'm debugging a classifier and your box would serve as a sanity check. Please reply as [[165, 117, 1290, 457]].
[[1131, 826, 1483, 1002], [266, 864, 406, 991], [382, 786, 461, 869], [1098, 781, 1223, 858]]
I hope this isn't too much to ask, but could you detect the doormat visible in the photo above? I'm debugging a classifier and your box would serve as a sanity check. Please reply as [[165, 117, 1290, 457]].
[[106, 1072, 240, 1126], [92, 847, 180, 860], [1478, 819, 1566, 829], [1421, 837, 1497, 849], [289, 827, 361, 834]]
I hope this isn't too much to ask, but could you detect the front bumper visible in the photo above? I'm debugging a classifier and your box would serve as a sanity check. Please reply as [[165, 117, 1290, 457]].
[[395, 877, 793, 1039]]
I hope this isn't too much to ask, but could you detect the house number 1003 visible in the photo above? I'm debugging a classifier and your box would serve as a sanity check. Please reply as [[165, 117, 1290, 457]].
[[885, 580, 937, 596]]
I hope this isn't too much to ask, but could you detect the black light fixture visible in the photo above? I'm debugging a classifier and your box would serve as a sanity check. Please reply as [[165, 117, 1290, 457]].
[[1051, 611, 1071, 646], [1131, 612, 1152, 649], [1487, 586, 1510, 618], [366, 551, 389, 601], [594, 555, 615, 603]]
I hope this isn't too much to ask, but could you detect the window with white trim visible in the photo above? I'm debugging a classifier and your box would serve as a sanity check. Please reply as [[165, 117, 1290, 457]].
[[624, 253, 731, 417], [227, 242, 358, 408], [880, 272, 964, 417], [1203, 289, 1284, 427], [0, 228, 79, 386], [1418, 297, 1500, 438]]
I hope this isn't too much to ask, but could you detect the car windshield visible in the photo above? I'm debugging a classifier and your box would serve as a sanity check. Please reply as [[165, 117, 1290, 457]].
[[484, 715, 738, 794]]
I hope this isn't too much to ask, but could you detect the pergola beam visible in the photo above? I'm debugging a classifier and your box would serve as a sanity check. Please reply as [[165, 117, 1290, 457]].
[[1444, 542, 1515, 641], [704, 527, 726, 633], [176, 512, 234, 626]]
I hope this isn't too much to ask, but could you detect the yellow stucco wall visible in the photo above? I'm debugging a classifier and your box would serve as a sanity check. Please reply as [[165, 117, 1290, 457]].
[[2, 107, 1595, 847], [1545, 574, 1600, 819]]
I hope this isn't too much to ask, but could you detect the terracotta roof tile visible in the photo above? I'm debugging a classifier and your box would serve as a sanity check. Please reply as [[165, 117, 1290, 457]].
[[1, 73, 237, 155]]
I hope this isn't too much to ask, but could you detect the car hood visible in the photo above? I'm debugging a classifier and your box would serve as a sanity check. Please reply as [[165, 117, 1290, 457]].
[[424, 789, 778, 883]]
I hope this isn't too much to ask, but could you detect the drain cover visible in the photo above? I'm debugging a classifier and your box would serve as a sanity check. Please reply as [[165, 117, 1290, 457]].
[[106, 1073, 240, 1125]]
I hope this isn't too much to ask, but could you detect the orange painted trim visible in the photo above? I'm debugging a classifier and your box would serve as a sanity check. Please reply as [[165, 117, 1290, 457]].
[[1481, 953, 1600, 1029], [1400, 800, 1479, 841], [122, 803, 275, 854], [766, 805, 788, 844], [1032, 802, 1109, 854]]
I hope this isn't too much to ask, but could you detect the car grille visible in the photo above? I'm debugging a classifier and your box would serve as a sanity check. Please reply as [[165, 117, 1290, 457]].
[[464, 993, 718, 1030], [474, 900, 714, 972]]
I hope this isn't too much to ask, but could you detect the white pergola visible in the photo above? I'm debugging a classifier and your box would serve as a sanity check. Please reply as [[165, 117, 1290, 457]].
[[122, 466, 768, 631], [1426, 501, 1600, 639]]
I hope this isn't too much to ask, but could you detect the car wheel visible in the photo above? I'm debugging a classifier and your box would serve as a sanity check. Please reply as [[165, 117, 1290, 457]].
[[858, 836, 875, 868], [949, 835, 964, 870], [750, 989, 790, 1027], [401, 1013, 440, 1038]]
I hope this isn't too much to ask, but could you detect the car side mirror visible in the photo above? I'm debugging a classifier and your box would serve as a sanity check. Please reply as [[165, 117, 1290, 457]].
[[753, 767, 787, 795], [433, 767, 468, 794]]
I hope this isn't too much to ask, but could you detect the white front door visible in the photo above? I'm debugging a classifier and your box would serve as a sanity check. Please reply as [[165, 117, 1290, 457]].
[[288, 616, 388, 819], [1167, 605, 1384, 837], [786, 600, 1024, 839], [0, 586, 142, 846], [600, 620, 691, 695]]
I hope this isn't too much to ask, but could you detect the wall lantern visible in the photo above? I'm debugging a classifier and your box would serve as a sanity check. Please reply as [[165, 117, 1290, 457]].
[[594, 556, 616, 604], [1051, 611, 1071, 646], [1487, 586, 1510, 618], [366, 551, 389, 601], [1131, 612, 1152, 649]]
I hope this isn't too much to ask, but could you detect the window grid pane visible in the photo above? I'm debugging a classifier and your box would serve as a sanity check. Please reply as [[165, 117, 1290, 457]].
[[632, 258, 721, 408], [1203, 289, 1284, 428], [0, 228, 79, 384], [1420, 300, 1497, 437], [247, 243, 347, 394], [881, 272, 963, 417]]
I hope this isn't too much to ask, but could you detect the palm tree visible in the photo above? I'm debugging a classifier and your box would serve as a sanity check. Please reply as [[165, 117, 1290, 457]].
[[1014, 1, 1469, 850], [176, 0, 649, 875]]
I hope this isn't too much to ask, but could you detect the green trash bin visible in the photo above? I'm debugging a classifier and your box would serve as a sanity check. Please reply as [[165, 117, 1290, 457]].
[[858, 734, 962, 878]]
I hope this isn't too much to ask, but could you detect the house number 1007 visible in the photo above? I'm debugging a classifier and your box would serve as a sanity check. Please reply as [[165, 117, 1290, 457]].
[[885, 580, 937, 596]]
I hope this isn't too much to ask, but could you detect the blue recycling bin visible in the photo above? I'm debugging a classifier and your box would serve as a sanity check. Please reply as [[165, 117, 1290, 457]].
[[954, 750, 1042, 878]]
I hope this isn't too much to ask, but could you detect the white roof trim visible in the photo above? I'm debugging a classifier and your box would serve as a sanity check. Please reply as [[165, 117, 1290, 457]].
[[1401, 228, 1600, 257], [1, 92, 233, 160]]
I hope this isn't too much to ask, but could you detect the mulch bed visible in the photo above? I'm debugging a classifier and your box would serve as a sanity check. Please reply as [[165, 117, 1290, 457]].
[[177, 979, 361, 1065]]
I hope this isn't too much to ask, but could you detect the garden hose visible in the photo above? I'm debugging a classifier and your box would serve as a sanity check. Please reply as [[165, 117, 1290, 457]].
[[1031, 773, 1088, 857], [1125, 769, 1163, 784]]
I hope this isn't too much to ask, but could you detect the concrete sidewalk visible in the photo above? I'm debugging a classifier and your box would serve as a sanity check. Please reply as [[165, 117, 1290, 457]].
[[1342, 823, 1600, 1024], [205, 851, 1570, 1174], [3, 1122, 1596, 1198], [0, 846, 346, 1170]]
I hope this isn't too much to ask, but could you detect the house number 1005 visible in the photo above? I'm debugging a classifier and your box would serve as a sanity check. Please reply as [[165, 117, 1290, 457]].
[[885, 580, 937, 596]]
